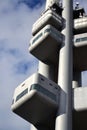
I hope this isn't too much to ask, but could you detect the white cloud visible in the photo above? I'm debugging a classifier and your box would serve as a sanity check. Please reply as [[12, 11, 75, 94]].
[[0, 0, 44, 130]]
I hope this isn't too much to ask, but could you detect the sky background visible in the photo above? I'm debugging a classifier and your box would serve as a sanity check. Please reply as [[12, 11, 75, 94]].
[[0, 0, 87, 130]]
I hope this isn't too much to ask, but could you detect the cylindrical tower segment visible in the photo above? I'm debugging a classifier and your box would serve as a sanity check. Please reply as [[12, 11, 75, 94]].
[[55, 0, 73, 130]]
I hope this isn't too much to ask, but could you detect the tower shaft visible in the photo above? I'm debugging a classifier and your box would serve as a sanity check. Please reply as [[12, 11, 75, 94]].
[[55, 0, 73, 130]]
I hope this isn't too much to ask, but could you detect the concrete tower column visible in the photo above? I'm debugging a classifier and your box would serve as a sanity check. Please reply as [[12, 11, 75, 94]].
[[38, 61, 57, 82], [55, 0, 73, 130]]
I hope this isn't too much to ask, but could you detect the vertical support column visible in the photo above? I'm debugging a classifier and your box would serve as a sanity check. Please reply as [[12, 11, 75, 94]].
[[38, 61, 56, 81], [55, 0, 73, 130]]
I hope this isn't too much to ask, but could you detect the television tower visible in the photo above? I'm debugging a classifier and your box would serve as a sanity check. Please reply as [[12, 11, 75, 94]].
[[11, 0, 87, 130]]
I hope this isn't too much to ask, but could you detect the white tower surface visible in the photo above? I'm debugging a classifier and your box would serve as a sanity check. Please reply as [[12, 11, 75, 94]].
[[55, 0, 73, 130]]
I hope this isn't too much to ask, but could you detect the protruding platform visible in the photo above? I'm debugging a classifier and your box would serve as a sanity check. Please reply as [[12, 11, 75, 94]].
[[73, 33, 87, 71], [29, 25, 64, 64], [73, 7, 87, 34], [32, 8, 64, 36], [74, 16, 87, 34], [11, 73, 59, 126]]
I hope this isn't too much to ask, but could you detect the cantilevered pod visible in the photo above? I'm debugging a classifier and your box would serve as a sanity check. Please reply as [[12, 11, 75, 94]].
[[11, 73, 59, 126]]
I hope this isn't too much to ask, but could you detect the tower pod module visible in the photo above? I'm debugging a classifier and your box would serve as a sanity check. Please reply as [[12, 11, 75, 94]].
[[74, 32, 87, 47], [74, 16, 87, 34], [11, 73, 59, 126], [32, 8, 65, 36], [29, 25, 64, 64], [74, 33, 87, 71], [73, 7, 87, 34]]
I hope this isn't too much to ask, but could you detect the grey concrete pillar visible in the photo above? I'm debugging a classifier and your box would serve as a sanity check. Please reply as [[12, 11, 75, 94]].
[[55, 0, 73, 130], [38, 61, 56, 82]]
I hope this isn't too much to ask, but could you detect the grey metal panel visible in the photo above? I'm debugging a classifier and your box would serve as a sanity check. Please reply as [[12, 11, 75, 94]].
[[11, 73, 59, 127]]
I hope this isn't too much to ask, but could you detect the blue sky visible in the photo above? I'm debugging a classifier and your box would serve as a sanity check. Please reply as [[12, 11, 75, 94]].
[[0, 0, 45, 130], [0, 0, 87, 130], [18, 0, 44, 8]]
